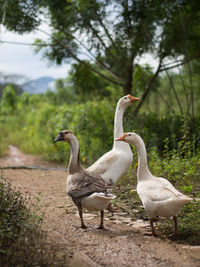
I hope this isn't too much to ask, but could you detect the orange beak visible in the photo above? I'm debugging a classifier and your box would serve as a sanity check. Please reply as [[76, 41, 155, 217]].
[[128, 95, 140, 103], [115, 133, 127, 141]]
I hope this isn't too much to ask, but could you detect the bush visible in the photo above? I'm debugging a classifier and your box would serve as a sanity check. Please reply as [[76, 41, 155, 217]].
[[0, 85, 18, 114], [0, 177, 63, 266], [0, 91, 200, 166], [0, 97, 116, 165]]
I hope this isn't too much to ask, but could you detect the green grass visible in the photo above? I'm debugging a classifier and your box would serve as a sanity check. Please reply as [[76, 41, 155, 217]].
[[157, 200, 200, 245]]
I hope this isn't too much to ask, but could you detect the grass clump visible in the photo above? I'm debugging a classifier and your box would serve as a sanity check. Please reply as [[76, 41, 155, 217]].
[[0, 176, 66, 266], [157, 200, 200, 245]]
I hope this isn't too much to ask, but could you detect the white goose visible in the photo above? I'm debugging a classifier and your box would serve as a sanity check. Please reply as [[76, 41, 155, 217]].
[[87, 95, 139, 185], [116, 132, 192, 236], [54, 130, 115, 229]]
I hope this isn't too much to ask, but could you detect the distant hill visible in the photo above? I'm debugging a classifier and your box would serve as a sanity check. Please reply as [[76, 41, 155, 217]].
[[22, 77, 56, 94]]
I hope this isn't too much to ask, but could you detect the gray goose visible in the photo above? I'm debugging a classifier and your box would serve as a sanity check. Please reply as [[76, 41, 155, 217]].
[[54, 130, 115, 229]]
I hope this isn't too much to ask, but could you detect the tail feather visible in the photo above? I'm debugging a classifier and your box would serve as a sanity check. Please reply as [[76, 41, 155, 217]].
[[171, 196, 192, 206]]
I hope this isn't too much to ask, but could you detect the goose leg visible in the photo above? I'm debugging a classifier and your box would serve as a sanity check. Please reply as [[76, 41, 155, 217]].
[[107, 203, 115, 214], [173, 216, 178, 235], [150, 218, 156, 236], [78, 208, 87, 229], [98, 210, 104, 229]]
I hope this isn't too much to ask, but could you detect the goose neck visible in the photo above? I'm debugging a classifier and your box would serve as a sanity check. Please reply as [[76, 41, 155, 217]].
[[114, 103, 124, 139], [113, 103, 129, 150], [135, 137, 152, 181], [68, 137, 83, 174]]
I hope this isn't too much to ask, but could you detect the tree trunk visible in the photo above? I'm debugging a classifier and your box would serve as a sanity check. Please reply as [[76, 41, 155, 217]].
[[123, 64, 133, 95]]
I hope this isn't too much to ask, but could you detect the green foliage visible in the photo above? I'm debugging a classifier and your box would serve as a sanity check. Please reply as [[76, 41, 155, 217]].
[[70, 61, 111, 99], [161, 0, 200, 57], [0, 85, 18, 114], [0, 0, 40, 33], [0, 84, 200, 165], [157, 200, 200, 245], [132, 64, 159, 96], [0, 93, 116, 165], [4, 0, 200, 96], [0, 177, 59, 266]]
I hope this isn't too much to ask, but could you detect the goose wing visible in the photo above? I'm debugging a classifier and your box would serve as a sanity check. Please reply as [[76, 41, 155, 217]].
[[138, 177, 184, 202], [67, 171, 112, 199], [87, 150, 119, 175]]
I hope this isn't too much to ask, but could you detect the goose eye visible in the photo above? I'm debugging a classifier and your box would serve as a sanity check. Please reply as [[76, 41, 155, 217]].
[[128, 134, 131, 136], [124, 97, 127, 99]]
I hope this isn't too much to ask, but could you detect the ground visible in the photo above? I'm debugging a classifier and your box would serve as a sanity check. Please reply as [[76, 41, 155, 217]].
[[0, 145, 200, 266]]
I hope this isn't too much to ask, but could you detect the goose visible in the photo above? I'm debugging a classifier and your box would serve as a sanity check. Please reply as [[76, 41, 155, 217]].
[[116, 132, 192, 236], [54, 130, 116, 229], [87, 95, 139, 186]]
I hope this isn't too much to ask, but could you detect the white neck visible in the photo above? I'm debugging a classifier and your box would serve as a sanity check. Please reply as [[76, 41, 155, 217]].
[[113, 102, 130, 150], [68, 136, 83, 174], [134, 135, 152, 181]]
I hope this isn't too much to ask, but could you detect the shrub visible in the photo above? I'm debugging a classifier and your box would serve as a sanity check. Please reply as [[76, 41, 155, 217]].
[[0, 177, 63, 266], [0, 91, 200, 166]]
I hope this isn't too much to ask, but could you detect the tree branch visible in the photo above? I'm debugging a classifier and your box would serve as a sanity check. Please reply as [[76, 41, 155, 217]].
[[160, 54, 200, 72], [37, 23, 123, 83], [156, 89, 171, 110], [92, 7, 121, 55], [58, 42, 124, 86], [88, 22, 120, 65], [165, 69, 183, 115], [64, 29, 122, 82], [133, 58, 163, 115], [178, 7, 194, 119], [177, 59, 190, 114]]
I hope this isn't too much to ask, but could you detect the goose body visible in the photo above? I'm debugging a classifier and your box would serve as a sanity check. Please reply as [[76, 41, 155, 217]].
[[137, 177, 191, 219], [54, 130, 115, 229], [87, 95, 139, 185], [66, 171, 115, 212], [116, 132, 192, 235]]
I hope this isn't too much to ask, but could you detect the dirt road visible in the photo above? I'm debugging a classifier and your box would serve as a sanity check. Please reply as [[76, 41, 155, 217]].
[[1, 146, 200, 266]]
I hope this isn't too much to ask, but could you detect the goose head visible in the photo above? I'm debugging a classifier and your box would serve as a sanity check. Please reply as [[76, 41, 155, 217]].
[[118, 95, 139, 108], [54, 130, 75, 142], [115, 132, 139, 145]]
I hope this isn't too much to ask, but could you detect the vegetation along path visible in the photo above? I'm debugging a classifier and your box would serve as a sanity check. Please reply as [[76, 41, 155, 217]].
[[1, 146, 199, 266]]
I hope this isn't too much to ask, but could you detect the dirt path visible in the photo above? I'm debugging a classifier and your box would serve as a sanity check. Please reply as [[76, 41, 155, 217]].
[[1, 146, 200, 266]]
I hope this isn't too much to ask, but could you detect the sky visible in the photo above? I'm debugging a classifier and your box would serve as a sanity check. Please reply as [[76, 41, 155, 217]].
[[0, 24, 71, 83], [0, 23, 158, 84]]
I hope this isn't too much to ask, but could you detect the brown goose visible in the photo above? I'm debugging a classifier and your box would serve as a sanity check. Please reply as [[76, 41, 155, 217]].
[[54, 130, 115, 229]]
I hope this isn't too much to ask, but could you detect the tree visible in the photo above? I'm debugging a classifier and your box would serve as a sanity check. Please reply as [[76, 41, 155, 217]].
[[0, 85, 18, 114], [0, 73, 24, 98], [69, 61, 111, 99], [1, 0, 200, 112], [0, 0, 163, 94]]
